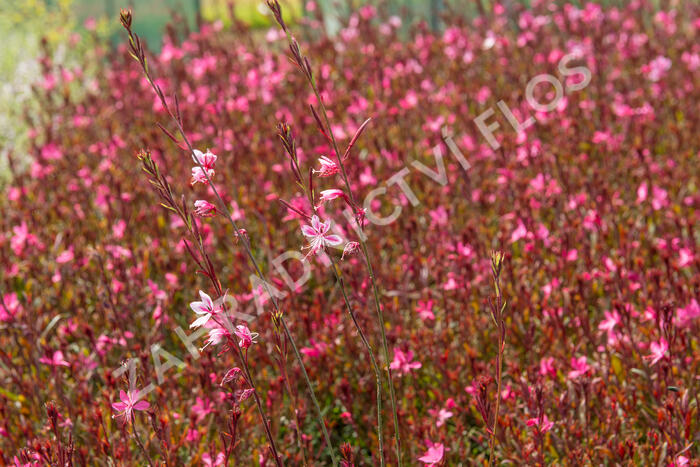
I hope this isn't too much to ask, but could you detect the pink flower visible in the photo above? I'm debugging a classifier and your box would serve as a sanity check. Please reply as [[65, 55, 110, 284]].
[[564, 249, 578, 261], [651, 186, 668, 210], [191, 149, 217, 185], [300, 338, 328, 358], [39, 350, 70, 367], [313, 156, 339, 177], [390, 348, 422, 375], [0, 293, 21, 322], [191, 167, 215, 185], [643, 338, 668, 366], [234, 324, 258, 349], [637, 182, 648, 203], [510, 220, 528, 243], [202, 452, 225, 467], [191, 397, 214, 422], [598, 310, 620, 332], [202, 326, 230, 350], [598, 310, 621, 344], [416, 300, 435, 321], [670, 456, 689, 467], [418, 442, 444, 466], [643, 55, 671, 81], [428, 407, 454, 427], [526, 414, 554, 433], [192, 149, 217, 169], [301, 215, 343, 259], [675, 299, 700, 327], [317, 189, 348, 206], [189, 291, 220, 329], [112, 390, 150, 419], [539, 357, 555, 377], [56, 249, 74, 264], [568, 356, 590, 380], [677, 248, 693, 268], [194, 200, 217, 217]]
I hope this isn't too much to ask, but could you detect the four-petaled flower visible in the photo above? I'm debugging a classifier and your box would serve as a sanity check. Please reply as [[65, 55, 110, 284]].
[[643, 338, 668, 366], [390, 348, 422, 375], [112, 390, 150, 419], [190, 291, 221, 329], [39, 351, 70, 367], [313, 156, 339, 177], [191, 149, 217, 185], [301, 215, 342, 260], [428, 407, 454, 428], [568, 356, 590, 380], [526, 414, 554, 433]]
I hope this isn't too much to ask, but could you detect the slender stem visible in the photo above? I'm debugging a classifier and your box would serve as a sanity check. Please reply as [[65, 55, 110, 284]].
[[121, 20, 336, 466], [328, 254, 386, 466], [131, 413, 154, 467], [294, 135, 385, 463], [307, 73, 403, 466], [488, 345, 503, 466], [488, 254, 505, 467]]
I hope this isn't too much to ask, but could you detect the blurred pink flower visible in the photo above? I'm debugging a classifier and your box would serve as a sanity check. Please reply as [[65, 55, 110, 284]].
[[677, 248, 693, 268], [568, 356, 590, 380], [418, 442, 444, 466], [56, 249, 74, 264], [526, 414, 554, 432], [539, 357, 556, 377], [202, 452, 225, 467], [675, 299, 700, 327], [643, 338, 668, 366], [643, 56, 671, 81], [510, 220, 528, 243], [300, 338, 328, 358], [390, 348, 422, 375], [39, 351, 69, 367], [428, 406, 454, 427], [191, 397, 214, 422], [416, 300, 435, 321]]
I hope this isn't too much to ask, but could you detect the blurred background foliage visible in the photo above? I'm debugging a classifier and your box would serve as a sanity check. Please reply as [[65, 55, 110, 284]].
[[0, 0, 670, 184]]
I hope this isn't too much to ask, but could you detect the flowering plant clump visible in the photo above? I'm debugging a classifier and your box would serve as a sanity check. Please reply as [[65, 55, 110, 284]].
[[1, 1, 699, 465]]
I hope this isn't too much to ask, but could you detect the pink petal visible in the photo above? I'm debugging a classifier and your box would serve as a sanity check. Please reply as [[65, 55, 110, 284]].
[[199, 291, 213, 308], [325, 235, 343, 246], [112, 402, 127, 411], [301, 225, 317, 237], [133, 400, 150, 411]]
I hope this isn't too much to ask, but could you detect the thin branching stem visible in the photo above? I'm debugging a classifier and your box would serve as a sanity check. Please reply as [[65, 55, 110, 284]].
[[120, 11, 336, 466]]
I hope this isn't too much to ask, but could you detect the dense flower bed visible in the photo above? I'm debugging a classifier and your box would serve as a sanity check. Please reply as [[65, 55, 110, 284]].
[[1, 1, 698, 465]]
